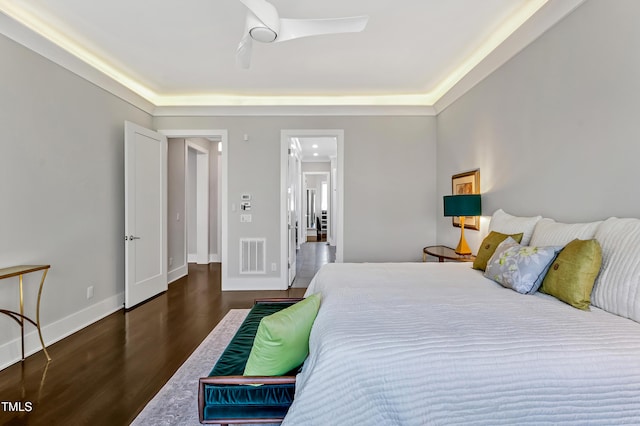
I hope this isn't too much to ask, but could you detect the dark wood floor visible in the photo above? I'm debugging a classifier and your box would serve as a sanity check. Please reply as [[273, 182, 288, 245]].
[[0, 263, 305, 425], [292, 242, 336, 288]]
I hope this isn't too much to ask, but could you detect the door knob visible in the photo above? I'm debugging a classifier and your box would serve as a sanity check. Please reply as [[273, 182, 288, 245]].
[[129, 235, 141, 240]]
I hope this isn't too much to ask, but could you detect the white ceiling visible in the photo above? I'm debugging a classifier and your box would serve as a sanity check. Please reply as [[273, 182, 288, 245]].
[[295, 137, 337, 162], [0, 0, 581, 108]]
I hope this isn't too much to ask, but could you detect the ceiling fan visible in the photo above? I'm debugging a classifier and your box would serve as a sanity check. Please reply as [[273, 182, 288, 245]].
[[236, 0, 369, 69]]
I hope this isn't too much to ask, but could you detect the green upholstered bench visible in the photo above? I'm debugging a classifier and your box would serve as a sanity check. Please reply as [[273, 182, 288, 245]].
[[198, 298, 303, 425]]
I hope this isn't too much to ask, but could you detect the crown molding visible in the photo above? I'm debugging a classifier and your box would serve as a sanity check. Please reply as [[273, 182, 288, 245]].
[[152, 105, 436, 117], [1, 0, 585, 118], [434, 0, 586, 114], [0, 11, 155, 115]]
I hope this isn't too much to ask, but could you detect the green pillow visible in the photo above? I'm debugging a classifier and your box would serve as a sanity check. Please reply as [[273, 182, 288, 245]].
[[540, 239, 602, 310], [473, 231, 524, 271], [244, 293, 322, 376]]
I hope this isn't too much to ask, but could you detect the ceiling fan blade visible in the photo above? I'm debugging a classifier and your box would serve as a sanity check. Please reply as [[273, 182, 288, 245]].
[[276, 16, 369, 43], [238, 0, 279, 30], [236, 34, 253, 69]]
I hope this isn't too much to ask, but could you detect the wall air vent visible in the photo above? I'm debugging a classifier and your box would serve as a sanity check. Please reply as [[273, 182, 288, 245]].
[[240, 238, 266, 274]]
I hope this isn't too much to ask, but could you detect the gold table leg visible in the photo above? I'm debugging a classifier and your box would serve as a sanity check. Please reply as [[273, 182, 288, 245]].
[[36, 269, 51, 361], [17, 270, 51, 362], [19, 274, 24, 361]]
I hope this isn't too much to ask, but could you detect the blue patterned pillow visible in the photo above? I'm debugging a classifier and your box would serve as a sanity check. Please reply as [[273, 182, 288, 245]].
[[484, 237, 561, 294]]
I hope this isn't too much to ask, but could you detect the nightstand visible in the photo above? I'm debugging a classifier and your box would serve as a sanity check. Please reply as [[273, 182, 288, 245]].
[[423, 245, 476, 263]]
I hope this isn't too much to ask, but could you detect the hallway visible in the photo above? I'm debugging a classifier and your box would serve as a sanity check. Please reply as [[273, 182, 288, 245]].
[[291, 242, 336, 288]]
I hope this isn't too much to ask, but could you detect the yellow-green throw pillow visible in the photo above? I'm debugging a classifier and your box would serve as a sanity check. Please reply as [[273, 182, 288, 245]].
[[473, 231, 524, 271], [540, 239, 602, 310], [244, 293, 321, 376]]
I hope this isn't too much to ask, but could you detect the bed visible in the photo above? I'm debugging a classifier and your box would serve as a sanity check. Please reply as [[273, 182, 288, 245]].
[[281, 213, 640, 425]]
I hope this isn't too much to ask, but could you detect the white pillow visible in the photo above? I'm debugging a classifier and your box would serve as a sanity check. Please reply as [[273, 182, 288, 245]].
[[529, 218, 602, 247], [488, 209, 542, 246], [592, 217, 640, 323]]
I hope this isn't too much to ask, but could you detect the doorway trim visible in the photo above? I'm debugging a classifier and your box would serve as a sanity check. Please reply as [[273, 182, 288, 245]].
[[158, 129, 227, 285], [280, 129, 344, 288]]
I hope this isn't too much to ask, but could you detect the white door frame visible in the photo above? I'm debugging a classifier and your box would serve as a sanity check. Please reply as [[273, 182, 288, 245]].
[[158, 129, 227, 281], [287, 145, 301, 286], [186, 141, 209, 264], [281, 129, 344, 288], [329, 157, 337, 245]]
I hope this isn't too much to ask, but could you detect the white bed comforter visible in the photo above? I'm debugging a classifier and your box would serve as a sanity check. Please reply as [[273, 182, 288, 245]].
[[283, 262, 640, 425]]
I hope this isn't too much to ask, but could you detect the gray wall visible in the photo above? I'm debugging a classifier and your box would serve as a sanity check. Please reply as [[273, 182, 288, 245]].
[[0, 33, 153, 366], [302, 162, 331, 173], [436, 0, 640, 252], [344, 117, 437, 262], [154, 116, 437, 278]]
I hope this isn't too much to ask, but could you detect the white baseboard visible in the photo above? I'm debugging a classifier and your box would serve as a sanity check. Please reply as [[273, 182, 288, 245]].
[[187, 253, 220, 264], [0, 292, 124, 371], [168, 264, 188, 284], [222, 276, 287, 291]]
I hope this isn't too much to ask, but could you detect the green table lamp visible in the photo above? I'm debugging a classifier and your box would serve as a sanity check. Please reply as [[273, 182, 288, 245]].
[[443, 194, 482, 255]]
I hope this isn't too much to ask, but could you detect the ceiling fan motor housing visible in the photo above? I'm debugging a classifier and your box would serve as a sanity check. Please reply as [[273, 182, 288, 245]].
[[237, 0, 368, 68], [249, 26, 277, 43]]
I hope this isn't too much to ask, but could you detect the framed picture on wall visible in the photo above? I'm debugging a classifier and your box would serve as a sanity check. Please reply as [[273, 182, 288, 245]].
[[451, 169, 480, 230]]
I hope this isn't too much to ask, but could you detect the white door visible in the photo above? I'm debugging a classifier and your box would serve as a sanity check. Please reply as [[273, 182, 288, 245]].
[[124, 121, 167, 309]]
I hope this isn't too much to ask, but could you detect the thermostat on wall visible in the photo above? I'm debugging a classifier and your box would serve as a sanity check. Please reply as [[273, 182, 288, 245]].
[[241, 194, 251, 201]]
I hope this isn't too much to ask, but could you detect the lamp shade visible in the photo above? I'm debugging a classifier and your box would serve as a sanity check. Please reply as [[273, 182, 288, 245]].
[[443, 194, 481, 217]]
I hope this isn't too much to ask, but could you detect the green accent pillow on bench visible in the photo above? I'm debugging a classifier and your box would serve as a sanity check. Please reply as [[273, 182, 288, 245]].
[[202, 301, 301, 422], [244, 293, 322, 376]]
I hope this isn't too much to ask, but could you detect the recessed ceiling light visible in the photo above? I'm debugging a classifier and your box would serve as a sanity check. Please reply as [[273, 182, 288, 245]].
[[313, 153, 318, 157], [312, 144, 318, 148]]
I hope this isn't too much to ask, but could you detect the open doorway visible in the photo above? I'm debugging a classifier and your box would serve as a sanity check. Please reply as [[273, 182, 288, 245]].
[[186, 141, 209, 265], [281, 130, 343, 289], [162, 130, 226, 284], [303, 171, 330, 243]]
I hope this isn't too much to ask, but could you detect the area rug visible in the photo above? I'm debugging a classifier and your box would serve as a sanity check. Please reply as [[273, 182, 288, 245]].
[[131, 309, 250, 426]]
